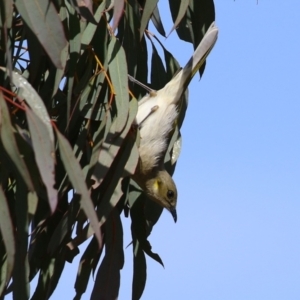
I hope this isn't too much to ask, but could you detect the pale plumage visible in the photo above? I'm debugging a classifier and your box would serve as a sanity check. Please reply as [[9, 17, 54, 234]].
[[132, 22, 219, 221]]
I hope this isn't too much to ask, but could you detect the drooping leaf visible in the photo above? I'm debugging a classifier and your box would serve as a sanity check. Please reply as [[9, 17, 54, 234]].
[[74, 236, 104, 299], [0, 68, 54, 139], [168, 0, 189, 37], [112, 0, 125, 31], [1, 69, 57, 212], [13, 179, 30, 300], [152, 34, 180, 80], [90, 209, 124, 300], [70, 112, 138, 247], [25, 107, 57, 213], [92, 98, 137, 188], [149, 38, 167, 89], [72, 0, 97, 24], [55, 127, 102, 248], [0, 239, 8, 297], [0, 91, 34, 192], [151, 5, 166, 37], [0, 186, 15, 290], [81, 1, 106, 46], [30, 256, 65, 300], [14, 0, 68, 69], [108, 36, 129, 132], [168, 0, 215, 76], [0, 0, 13, 29], [132, 240, 146, 300], [139, 0, 159, 40]]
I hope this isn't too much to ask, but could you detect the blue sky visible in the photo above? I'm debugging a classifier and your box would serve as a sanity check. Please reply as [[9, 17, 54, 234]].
[[24, 1, 300, 299], [124, 1, 300, 299]]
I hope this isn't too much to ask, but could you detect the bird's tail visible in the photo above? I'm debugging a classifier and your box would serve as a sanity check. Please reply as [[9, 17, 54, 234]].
[[161, 22, 219, 103]]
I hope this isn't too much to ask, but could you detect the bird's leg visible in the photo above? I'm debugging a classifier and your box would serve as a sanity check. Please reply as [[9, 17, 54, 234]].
[[128, 74, 155, 94]]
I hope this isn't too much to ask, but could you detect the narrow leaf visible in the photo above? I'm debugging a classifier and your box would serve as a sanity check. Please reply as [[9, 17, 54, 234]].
[[90, 209, 124, 300], [0, 92, 34, 191], [81, 1, 106, 46], [74, 236, 104, 298], [150, 39, 167, 89], [92, 98, 137, 188], [71, 129, 138, 247], [25, 107, 57, 213], [112, 0, 125, 31], [108, 36, 129, 132], [0, 186, 15, 288], [55, 127, 102, 247], [14, 0, 67, 68], [0, 69, 57, 212], [13, 179, 30, 299], [132, 241, 146, 300], [151, 5, 166, 37], [168, 0, 189, 36], [1, 68, 54, 145], [139, 0, 159, 40]]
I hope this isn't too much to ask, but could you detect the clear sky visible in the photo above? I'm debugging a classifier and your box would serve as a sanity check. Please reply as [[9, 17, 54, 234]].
[[21, 1, 300, 299]]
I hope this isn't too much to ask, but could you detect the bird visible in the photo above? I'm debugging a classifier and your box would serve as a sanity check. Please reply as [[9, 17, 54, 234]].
[[131, 22, 219, 222]]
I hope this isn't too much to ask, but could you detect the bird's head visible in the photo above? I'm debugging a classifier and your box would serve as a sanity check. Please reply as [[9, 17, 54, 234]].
[[145, 170, 178, 222]]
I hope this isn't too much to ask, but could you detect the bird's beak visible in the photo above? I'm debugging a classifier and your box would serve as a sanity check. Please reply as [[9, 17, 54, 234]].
[[170, 208, 177, 223]]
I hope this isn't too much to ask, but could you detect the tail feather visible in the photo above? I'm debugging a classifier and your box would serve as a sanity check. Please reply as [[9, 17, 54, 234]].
[[161, 22, 219, 104]]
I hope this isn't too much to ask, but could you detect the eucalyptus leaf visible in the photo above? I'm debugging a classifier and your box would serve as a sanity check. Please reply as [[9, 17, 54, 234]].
[[0, 187, 15, 289], [139, 0, 159, 40], [14, 0, 68, 68], [108, 36, 129, 132], [0, 91, 34, 192], [90, 209, 124, 300], [55, 127, 102, 248]]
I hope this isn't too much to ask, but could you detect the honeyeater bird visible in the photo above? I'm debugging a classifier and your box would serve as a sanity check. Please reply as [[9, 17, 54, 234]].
[[131, 22, 219, 222]]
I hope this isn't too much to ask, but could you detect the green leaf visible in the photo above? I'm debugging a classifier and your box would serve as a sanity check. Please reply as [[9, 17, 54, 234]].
[[108, 36, 129, 132], [112, 0, 125, 31], [168, 0, 215, 75], [27, 191, 38, 218], [70, 127, 138, 247], [152, 34, 180, 81], [55, 127, 102, 248], [142, 240, 164, 268], [151, 5, 166, 37], [132, 240, 146, 300], [0, 186, 15, 290], [14, 0, 68, 69], [25, 107, 57, 213], [150, 38, 167, 89], [168, 0, 189, 37], [1, 69, 54, 144], [0, 92, 34, 192], [90, 209, 124, 300], [0, 239, 8, 297], [92, 98, 137, 187], [13, 179, 30, 300], [0, 0, 13, 29], [47, 211, 70, 255], [140, 0, 159, 40], [81, 1, 106, 46], [1, 70, 57, 200], [74, 236, 104, 299], [30, 256, 65, 300]]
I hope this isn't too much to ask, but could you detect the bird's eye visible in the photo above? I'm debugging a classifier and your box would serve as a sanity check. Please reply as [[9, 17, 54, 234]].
[[167, 190, 174, 199]]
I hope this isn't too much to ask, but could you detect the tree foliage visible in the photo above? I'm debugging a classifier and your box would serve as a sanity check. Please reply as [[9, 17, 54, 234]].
[[0, 0, 215, 298]]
